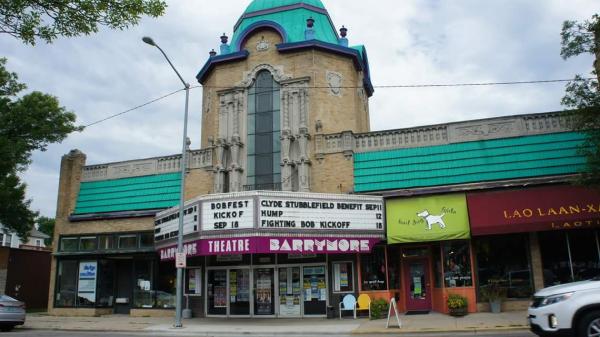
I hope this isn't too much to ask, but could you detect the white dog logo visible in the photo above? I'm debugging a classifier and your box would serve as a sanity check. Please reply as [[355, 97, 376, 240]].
[[416, 210, 446, 230]]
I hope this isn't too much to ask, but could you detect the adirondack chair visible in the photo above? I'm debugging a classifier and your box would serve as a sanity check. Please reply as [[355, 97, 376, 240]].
[[356, 294, 372, 318], [339, 294, 357, 319]]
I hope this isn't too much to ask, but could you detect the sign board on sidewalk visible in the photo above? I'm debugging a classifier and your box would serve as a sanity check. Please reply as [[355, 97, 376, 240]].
[[386, 297, 401, 328], [175, 252, 187, 268]]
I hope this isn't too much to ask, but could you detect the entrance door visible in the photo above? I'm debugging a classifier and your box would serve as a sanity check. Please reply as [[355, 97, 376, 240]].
[[278, 267, 301, 317], [229, 269, 250, 315], [115, 260, 132, 314], [302, 266, 327, 316], [404, 258, 431, 311], [254, 268, 275, 315], [207, 269, 227, 315]]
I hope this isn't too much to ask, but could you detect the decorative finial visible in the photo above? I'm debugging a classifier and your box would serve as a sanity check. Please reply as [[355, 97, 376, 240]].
[[209, 49, 217, 57], [306, 17, 315, 28], [340, 26, 347, 38], [220, 33, 228, 44]]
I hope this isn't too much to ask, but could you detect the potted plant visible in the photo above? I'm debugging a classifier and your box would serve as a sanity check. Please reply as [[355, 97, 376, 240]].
[[447, 293, 468, 316], [480, 279, 507, 313]]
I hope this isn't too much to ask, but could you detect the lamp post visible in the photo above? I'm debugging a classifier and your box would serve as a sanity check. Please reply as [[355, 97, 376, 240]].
[[142, 36, 189, 328]]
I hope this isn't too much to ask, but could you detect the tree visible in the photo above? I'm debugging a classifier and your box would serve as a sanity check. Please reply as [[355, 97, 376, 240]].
[[36, 216, 54, 246], [0, 0, 167, 45], [0, 58, 80, 239], [561, 14, 600, 185]]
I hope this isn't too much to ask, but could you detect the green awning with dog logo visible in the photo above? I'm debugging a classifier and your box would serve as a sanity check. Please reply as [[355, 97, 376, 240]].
[[386, 193, 470, 243]]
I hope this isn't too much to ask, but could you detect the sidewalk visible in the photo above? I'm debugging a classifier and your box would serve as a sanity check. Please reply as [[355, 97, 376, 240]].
[[23, 311, 529, 335]]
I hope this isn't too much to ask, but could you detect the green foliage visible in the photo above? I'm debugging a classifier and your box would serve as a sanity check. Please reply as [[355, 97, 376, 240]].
[[36, 216, 54, 246], [561, 14, 600, 186], [447, 293, 468, 309], [369, 298, 388, 320], [0, 0, 167, 45], [0, 58, 80, 239]]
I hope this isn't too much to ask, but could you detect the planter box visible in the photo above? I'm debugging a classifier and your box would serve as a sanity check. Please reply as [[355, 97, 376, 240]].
[[448, 307, 468, 317]]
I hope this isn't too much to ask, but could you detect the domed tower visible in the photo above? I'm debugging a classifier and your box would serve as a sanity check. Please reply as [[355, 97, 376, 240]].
[[197, 0, 373, 194]]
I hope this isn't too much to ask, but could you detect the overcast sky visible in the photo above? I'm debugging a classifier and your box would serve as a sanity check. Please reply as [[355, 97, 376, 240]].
[[1, 0, 596, 218]]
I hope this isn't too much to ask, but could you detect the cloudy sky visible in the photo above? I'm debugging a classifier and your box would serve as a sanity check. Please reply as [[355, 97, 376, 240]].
[[1, 0, 596, 217]]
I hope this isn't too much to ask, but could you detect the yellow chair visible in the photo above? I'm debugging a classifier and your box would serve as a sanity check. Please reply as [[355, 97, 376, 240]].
[[356, 294, 371, 318]]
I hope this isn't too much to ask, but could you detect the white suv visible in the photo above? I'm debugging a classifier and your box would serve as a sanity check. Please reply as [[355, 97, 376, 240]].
[[529, 277, 600, 337]]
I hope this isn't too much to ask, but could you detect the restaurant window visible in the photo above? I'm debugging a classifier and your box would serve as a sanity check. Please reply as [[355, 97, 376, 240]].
[[79, 236, 97, 251], [387, 245, 401, 290], [443, 240, 472, 287], [55, 260, 78, 307], [332, 262, 354, 293], [60, 237, 78, 251], [360, 246, 387, 291], [474, 234, 533, 298], [539, 229, 600, 287], [98, 235, 115, 250], [118, 235, 137, 249]]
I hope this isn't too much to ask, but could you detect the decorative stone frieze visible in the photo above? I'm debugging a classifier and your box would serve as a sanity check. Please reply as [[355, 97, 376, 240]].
[[326, 71, 343, 96], [81, 148, 213, 182], [238, 64, 291, 87], [314, 111, 575, 158]]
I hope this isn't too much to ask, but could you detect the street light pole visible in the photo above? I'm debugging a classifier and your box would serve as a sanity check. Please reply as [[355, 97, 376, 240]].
[[143, 36, 189, 328]]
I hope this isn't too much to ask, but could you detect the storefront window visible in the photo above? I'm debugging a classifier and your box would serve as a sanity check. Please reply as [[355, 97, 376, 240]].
[[156, 261, 175, 308], [79, 237, 97, 251], [387, 246, 401, 290], [60, 237, 78, 251], [539, 229, 600, 286], [443, 241, 472, 287], [332, 262, 354, 293], [133, 260, 153, 308], [139, 232, 154, 248], [186, 268, 202, 295], [360, 246, 387, 291], [474, 234, 533, 299], [76, 261, 97, 307], [55, 260, 78, 307], [118, 235, 137, 249], [432, 243, 442, 288], [98, 235, 114, 250], [96, 259, 114, 307]]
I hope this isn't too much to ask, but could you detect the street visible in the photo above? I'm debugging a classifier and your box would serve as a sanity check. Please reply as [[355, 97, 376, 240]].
[[2, 329, 536, 337]]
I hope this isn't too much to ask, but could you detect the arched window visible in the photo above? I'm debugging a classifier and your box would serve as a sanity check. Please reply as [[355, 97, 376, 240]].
[[246, 70, 281, 190]]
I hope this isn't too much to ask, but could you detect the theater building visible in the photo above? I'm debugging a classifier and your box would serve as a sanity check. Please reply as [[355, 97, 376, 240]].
[[49, 0, 598, 318]]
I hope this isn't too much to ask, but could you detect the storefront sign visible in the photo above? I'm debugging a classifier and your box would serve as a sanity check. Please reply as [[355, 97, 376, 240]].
[[77, 261, 97, 305], [158, 237, 381, 260], [467, 185, 600, 235], [259, 197, 383, 231], [154, 202, 199, 242], [386, 194, 470, 244], [201, 199, 254, 231]]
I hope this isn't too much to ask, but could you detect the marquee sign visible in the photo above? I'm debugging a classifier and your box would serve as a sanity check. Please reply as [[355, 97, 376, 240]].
[[259, 196, 383, 231], [154, 202, 199, 242], [159, 236, 382, 260], [201, 198, 254, 231]]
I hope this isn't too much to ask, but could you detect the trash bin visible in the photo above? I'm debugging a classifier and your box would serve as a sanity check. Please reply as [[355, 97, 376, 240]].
[[327, 305, 336, 319]]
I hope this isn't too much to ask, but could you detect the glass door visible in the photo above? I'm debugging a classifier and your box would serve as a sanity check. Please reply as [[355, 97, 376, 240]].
[[278, 267, 301, 317], [207, 269, 227, 315], [229, 269, 250, 315], [254, 268, 275, 315], [302, 266, 327, 315]]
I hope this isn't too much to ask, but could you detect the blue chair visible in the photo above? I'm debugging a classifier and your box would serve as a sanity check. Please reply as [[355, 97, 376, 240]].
[[339, 294, 357, 319]]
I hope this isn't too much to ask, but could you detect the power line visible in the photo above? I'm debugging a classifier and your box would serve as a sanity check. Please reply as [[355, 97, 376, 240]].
[[83, 88, 184, 128], [83, 77, 594, 128]]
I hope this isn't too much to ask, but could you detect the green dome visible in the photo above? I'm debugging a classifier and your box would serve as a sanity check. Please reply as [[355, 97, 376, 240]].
[[244, 0, 326, 14], [231, 0, 337, 51]]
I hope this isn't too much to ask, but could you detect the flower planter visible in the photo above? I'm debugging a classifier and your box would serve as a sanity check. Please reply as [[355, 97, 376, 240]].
[[449, 307, 468, 317]]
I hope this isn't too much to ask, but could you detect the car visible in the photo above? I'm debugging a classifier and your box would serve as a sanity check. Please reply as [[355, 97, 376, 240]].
[[0, 295, 25, 331], [528, 277, 600, 337]]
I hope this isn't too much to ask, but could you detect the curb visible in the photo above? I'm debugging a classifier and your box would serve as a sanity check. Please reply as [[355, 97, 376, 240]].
[[351, 325, 529, 334]]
